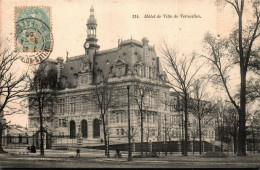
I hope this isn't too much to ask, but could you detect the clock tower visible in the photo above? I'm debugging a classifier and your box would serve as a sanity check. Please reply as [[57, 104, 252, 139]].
[[83, 6, 100, 69], [80, 6, 100, 84]]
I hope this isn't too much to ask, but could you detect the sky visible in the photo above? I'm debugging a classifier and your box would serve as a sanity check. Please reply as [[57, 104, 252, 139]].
[[0, 0, 246, 127]]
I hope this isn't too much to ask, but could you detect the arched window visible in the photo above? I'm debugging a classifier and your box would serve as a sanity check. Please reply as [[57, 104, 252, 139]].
[[70, 120, 76, 138], [93, 119, 100, 138], [81, 120, 88, 138]]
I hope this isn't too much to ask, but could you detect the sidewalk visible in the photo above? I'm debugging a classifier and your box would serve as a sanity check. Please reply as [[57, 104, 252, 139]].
[[1, 149, 260, 168], [4, 148, 106, 158], [3, 148, 260, 164]]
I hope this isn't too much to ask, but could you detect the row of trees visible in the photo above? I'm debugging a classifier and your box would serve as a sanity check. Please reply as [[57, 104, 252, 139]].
[[0, 44, 27, 153], [161, 0, 260, 156], [0, 49, 157, 157], [1, 0, 259, 158]]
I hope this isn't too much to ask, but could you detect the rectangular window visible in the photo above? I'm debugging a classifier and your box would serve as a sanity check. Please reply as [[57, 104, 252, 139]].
[[59, 99, 62, 114], [145, 66, 149, 78], [119, 68, 122, 76], [121, 112, 124, 123], [70, 97, 76, 114], [170, 102, 173, 111], [138, 67, 142, 76], [82, 96, 87, 112], [62, 98, 65, 115], [149, 67, 152, 78], [116, 113, 119, 123], [121, 129, 124, 135], [66, 97, 70, 113], [117, 129, 120, 135], [78, 97, 82, 113], [164, 92, 167, 110]]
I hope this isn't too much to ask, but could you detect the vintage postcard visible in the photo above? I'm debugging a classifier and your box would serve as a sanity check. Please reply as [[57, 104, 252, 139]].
[[0, 0, 259, 169]]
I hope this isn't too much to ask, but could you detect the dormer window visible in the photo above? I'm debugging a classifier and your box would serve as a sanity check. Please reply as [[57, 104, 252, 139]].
[[119, 68, 122, 76], [110, 65, 113, 74], [115, 59, 126, 77], [138, 67, 142, 76]]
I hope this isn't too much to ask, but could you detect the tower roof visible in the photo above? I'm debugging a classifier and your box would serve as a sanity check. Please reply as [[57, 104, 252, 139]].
[[90, 5, 94, 12], [87, 6, 97, 26]]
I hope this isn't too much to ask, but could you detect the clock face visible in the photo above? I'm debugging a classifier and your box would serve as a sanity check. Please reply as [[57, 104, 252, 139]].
[[85, 43, 89, 48]]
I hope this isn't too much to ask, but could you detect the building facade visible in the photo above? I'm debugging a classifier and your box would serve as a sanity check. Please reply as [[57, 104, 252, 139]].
[[28, 6, 215, 146]]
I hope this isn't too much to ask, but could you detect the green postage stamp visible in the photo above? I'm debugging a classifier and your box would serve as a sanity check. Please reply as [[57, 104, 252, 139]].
[[15, 6, 53, 64]]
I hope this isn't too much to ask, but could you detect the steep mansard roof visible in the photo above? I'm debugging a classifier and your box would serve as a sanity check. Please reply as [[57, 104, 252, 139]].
[[46, 38, 166, 89]]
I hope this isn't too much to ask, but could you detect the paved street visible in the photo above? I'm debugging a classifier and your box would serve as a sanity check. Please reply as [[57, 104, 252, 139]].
[[0, 149, 260, 168]]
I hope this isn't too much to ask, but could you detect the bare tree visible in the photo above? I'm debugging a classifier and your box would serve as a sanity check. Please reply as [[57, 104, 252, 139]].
[[131, 82, 154, 157], [0, 44, 27, 153], [165, 120, 176, 142], [86, 83, 116, 157], [224, 105, 239, 154], [124, 126, 139, 141], [27, 62, 58, 156], [247, 110, 260, 153], [204, 0, 260, 156], [189, 79, 219, 155], [161, 44, 204, 156], [144, 125, 156, 155], [247, 78, 260, 102]]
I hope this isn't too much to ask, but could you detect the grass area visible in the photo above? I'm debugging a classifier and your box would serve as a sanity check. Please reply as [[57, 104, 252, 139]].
[[0, 151, 260, 168], [1, 149, 260, 168]]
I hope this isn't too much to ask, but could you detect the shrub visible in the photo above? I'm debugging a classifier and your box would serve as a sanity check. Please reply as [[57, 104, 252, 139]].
[[202, 151, 228, 158], [133, 152, 158, 158]]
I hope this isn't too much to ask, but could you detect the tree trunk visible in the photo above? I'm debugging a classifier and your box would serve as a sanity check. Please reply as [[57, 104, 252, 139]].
[[184, 92, 188, 156], [181, 112, 184, 155], [238, 70, 246, 156], [192, 139, 195, 155], [102, 115, 108, 157], [237, 0, 246, 157], [39, 111, 44, 156], [199, 118, 202, 155], [141, 109, 144, 157], [252, 128, 255, 154], [221, 138, 223, 152], [233, 135, 237, 154], [0, 127, 7, 153]]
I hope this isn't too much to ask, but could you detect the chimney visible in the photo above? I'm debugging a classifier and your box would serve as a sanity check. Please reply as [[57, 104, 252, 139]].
[[56, 57, 64, 82]]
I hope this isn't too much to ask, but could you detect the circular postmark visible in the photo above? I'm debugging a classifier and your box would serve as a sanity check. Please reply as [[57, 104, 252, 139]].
[[15, 7, 53, 64]]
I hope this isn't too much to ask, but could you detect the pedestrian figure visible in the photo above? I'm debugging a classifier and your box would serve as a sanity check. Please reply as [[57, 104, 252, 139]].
[[115, 147, 122, 158], [76, 148, 80, 157], [31, 145, 36, 153]]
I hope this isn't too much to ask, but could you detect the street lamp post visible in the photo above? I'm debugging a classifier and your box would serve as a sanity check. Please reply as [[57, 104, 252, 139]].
[[127, 85, 132, 161], [107, 132, 110, 158], [164, 114, 167, 156]]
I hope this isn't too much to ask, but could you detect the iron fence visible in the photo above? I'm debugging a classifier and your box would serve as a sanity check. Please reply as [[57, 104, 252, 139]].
[[2, 135, 260, 154]]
